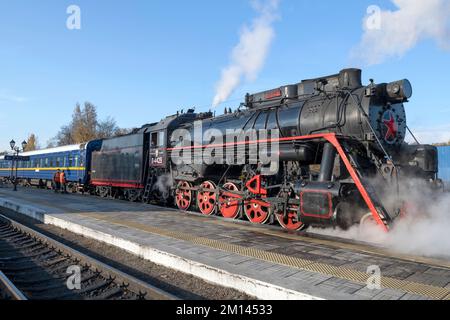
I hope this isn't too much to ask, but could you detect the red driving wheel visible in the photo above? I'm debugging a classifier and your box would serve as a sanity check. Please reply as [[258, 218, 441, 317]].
[[275, 196, 307, 231], [175, 181, 193, 211], [197, 181, 217, 215], [244, 199, 271, 224], [219, 182, 242, 219]]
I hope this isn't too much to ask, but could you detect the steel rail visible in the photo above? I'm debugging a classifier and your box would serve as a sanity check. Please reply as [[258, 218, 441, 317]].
[[0, 214, 178, 300], [0, 270, 27, 300]]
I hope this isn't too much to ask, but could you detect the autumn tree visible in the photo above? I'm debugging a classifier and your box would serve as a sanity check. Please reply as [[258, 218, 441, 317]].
[[71, 102, 98, 143], [24, 133, 39, 151]]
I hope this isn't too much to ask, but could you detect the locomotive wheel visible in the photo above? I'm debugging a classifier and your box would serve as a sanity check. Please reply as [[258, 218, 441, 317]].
[[125, 189, 140, 202], [275, 195, 307, 231], [218, 182, 242, 219], [244, 199, 271, 224], [359, 213, 378, 231], [97, 186, 110, 198], [175, 181, 193, 211], [197, 181, 217, 216]]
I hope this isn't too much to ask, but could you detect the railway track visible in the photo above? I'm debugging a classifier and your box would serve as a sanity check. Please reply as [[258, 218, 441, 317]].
[[0, 214, 178, 300]]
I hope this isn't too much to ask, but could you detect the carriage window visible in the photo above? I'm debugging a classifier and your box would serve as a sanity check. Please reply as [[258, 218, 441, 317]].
[[68, 156, 73, 167], [45, 158, 49, 167], [56, 157, 61, 167], [74, 155, 79, 167]]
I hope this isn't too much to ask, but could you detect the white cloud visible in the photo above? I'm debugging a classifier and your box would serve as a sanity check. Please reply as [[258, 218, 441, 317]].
[[212, 0, 280, 107], [353, 0, 450, 65], [0, 91, 27, 103]]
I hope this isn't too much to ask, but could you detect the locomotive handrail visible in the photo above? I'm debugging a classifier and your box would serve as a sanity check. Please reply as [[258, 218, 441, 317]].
[[345, 90, 396, 168]]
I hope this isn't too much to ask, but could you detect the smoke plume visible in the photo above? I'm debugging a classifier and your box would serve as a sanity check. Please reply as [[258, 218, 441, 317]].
[[352, 0, 450, 65], [212, 0, 280, 108], [310, 178, 450, 260], [152, 173, 174, 201]]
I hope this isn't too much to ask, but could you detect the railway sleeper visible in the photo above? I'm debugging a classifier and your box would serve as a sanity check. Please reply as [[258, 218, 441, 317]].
[[2, 233, 29, 242], [77, 278, 115, 296], [93, 287, 124, 300], [0, 249, 56, 263], [0, 240, 41, 251]]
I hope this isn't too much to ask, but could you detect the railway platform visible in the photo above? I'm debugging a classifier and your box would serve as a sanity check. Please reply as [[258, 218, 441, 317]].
[[0, 187, 449, 300]]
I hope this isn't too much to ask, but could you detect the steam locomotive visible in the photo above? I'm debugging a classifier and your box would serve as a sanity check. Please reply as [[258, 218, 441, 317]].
[[1, 68, 440, 232]]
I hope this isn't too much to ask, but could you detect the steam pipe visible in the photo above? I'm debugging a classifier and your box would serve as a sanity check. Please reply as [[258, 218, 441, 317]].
[[318, 143, 336, 182]]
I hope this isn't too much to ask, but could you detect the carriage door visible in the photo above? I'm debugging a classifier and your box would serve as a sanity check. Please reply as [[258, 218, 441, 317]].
[[150, 130, 166, 168]]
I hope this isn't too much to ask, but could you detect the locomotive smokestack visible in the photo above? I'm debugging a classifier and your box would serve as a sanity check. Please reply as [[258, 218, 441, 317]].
[[338, 68, 362, 90]]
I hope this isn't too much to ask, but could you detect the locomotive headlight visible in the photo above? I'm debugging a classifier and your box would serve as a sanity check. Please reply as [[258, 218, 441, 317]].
[[386, 79, 412, 102]]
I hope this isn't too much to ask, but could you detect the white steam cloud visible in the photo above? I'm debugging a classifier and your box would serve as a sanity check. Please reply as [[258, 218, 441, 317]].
[[212, 0, 280, 108], [310, 179, 450, 260], [353, 0, 450, 65], [409, 124, 450, 144]]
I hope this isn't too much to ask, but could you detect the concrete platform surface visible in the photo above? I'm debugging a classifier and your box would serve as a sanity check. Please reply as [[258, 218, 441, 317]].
[[0, 187, 449, 300]]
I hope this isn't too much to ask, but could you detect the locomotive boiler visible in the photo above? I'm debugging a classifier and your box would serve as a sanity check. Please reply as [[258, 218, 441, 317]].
[[168, 68, 439, 231]]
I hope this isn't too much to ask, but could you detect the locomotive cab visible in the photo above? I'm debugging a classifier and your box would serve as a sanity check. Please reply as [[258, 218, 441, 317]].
[[150, 130, 166, 168]]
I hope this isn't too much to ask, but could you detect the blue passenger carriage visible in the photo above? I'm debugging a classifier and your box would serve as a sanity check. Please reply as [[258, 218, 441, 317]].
[[0, 141, 101, 190]]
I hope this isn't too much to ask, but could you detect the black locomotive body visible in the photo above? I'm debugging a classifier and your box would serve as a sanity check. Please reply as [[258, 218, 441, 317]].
[[88, 68, 440, 232]]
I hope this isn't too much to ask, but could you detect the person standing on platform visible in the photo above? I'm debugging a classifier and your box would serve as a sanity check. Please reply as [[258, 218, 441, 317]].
[[53, 169, 61, 193], [60, 170, 67, 194]]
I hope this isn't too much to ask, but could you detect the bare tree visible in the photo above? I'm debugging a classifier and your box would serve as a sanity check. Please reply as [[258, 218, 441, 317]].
[[55, 124, 75, 146], [53, 102, 129, 146], [97, 117, 119, 139], [114, 127, 134, 137]]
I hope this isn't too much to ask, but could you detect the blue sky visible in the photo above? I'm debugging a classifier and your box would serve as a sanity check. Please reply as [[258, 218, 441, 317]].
[[0, 0, 449, 151]]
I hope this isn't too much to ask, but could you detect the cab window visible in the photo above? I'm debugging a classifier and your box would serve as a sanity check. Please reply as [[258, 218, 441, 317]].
[[158, 131, 165, 147], [151, 131, 165, 148], [151, 132, 158, 148]]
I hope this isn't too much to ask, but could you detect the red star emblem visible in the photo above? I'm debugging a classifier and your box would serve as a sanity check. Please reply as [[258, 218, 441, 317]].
[[383, 112, 397, 141]]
